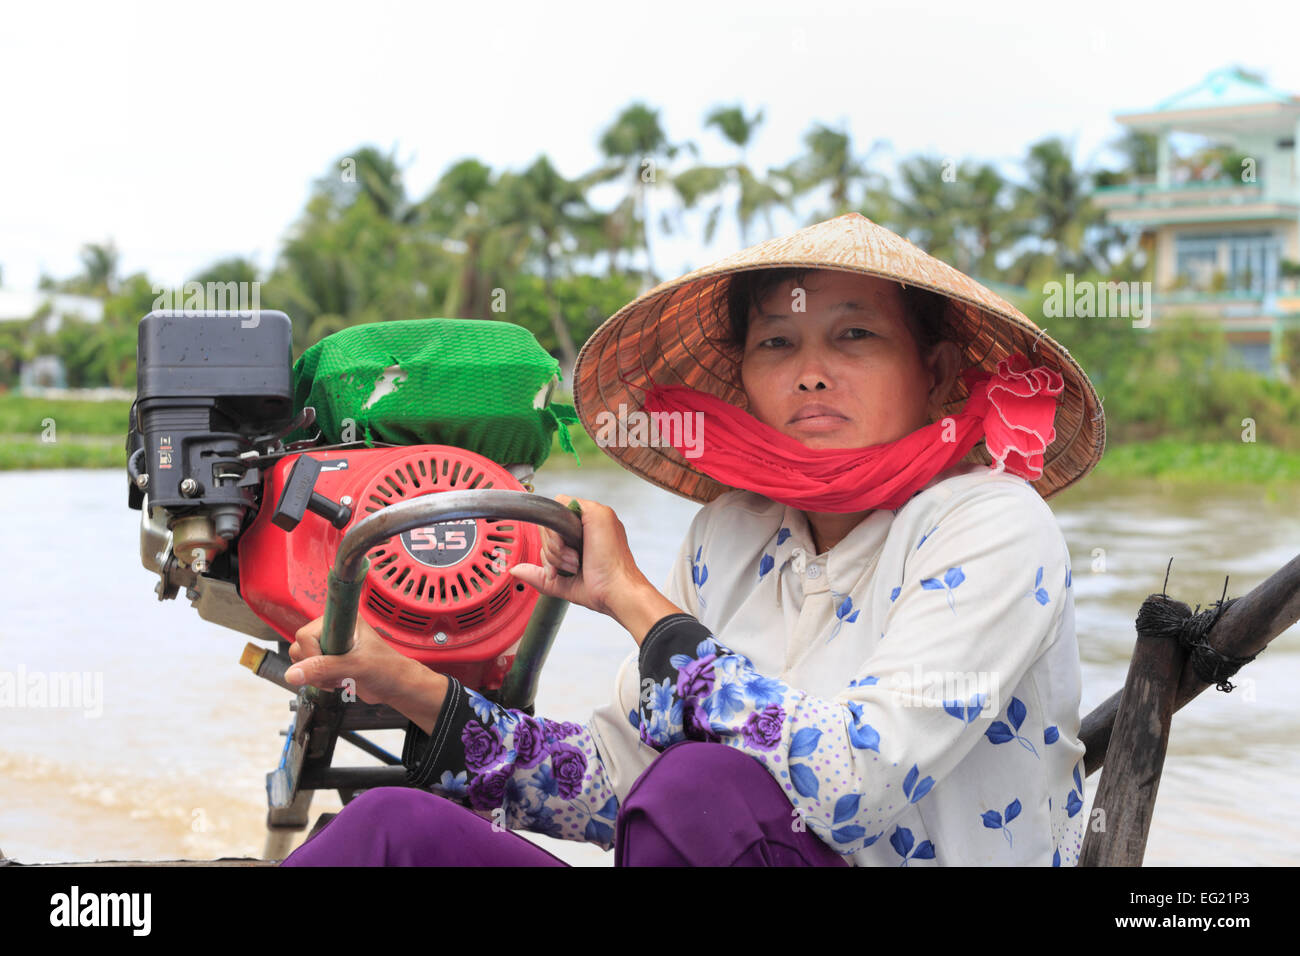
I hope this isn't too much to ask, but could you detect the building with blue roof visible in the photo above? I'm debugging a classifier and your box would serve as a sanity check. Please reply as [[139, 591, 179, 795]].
[[1093, 67, 1300, 376]]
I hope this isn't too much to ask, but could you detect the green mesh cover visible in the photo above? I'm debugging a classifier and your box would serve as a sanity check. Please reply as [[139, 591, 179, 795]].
[[288, 318, 579, 469]]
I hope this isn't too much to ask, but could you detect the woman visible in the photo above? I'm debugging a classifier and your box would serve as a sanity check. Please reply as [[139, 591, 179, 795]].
[[280, 212, 1105, 866]]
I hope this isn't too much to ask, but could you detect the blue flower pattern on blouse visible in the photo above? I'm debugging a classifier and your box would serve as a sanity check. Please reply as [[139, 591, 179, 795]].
[[1065, 761, 1085, 818], [845, 701, 881, 751], [943, 693, 988, 724], [902, 764, 935, 803], [984, 696, 1041, 758], [1028, 566, 1051, 605], [405, 473, 1085, 864], [628, 491, 1084, 866], [826, 589, 861, 643], [637, 631, 953, 857], [890, 826, 936, 867], [920, 566, 965, 615], [692, 546, 709, 612], [916, 524, 939, 550], [981, 798, 1022, 849]]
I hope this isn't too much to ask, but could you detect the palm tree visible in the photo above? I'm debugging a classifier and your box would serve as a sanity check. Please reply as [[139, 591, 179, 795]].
[[876, 155, 1017, 280], [736, 166, 791, 245], [492, 155, 600, 372], [1009, 137, 1107, 278], [191, 257, 261, 288], [328, 146, 419, 223], [704, 104, 772, 245], [75, 241, 121, 297], [1102, 129, 1159, 184], [884, 155, 968, 268], [670, 162, 729, 244], [961, 163, 1016, 279], [674, 104, 791, 247], [705, 105, 763, 164], [1086, 130, 1161, 276], [780, 122, 888, 220], [269, 195, 365, 350], [422, 158, 513, 319], [592, 103, 685, 284]]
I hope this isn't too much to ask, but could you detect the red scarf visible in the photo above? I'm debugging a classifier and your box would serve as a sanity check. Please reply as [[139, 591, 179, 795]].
[[638, 351, 1063, 513]]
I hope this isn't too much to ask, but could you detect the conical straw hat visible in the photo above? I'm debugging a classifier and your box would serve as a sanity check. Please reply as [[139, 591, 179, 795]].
[[572, 212, 1105, 504]]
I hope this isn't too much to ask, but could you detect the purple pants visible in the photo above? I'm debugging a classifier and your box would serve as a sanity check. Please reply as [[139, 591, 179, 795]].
[[280, 740, 849, 866]]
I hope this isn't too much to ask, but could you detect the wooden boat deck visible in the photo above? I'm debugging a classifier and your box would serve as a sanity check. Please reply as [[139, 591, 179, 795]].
[[2, 857, 278, 867]]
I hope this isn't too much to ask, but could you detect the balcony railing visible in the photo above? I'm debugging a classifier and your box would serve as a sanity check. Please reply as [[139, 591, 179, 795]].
[[1093, 178, 1270, 208], [1162, 276, 1300, 299]]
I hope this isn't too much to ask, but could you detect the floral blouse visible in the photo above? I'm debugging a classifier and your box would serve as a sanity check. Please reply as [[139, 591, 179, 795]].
[[402, 461, 1088, 865]]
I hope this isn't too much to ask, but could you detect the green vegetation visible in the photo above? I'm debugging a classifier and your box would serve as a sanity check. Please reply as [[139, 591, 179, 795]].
[[1002, 286, 1300, 451], [2, 105, 1296, 480], [0, 395, 128, 469], [3, 392, 1299, 487], [1093, 438, 1300, 484], [0, 394, 130, 436], [0, 436, 122, 470], [3, 114, 1175, 392], [546, 431, 1300, 484]]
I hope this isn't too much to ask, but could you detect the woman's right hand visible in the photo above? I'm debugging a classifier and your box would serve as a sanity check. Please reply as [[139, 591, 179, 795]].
[[509, 494, 683, 646], [285, 613, 421, 709], [509, 494, 645, 617]]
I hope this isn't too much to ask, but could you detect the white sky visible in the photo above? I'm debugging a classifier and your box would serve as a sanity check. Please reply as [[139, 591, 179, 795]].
[[2, 0, 1298, 291]]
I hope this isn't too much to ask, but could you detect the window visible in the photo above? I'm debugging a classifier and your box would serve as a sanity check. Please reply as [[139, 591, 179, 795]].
[[1226, 342, 1274, 375], [1173, 232, 1281, 294]]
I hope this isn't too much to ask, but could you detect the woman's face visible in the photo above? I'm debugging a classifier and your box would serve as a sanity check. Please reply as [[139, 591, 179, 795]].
[[739, 270, 956, 450]]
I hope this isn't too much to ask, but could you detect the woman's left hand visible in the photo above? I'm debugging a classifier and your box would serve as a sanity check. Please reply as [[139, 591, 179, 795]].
[[509, 494, 682, 644]]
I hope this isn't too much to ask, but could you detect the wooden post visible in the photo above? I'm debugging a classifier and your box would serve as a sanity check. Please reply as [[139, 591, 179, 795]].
[[1077, 613, 1186, 866], [1081, 551, 1300, 776]]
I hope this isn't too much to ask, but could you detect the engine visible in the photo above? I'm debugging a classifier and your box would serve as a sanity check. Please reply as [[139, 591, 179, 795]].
[[238, 445, 540, 687], [127, 309, 546, 691]]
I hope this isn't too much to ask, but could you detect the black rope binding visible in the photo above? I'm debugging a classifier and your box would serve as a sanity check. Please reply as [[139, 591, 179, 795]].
[[1133, 558, 1258, 692]]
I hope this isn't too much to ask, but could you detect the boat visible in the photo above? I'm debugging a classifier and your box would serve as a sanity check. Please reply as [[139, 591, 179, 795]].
[[4, 308, 1296, 868]]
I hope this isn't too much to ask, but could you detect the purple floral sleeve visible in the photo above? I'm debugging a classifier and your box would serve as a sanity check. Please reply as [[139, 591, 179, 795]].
[[402, 676, 620, 849], [635, 613, 926, 856]]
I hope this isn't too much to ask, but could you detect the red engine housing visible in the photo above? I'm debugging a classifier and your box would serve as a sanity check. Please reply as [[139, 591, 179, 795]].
[[238, 446, 542, 689]]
